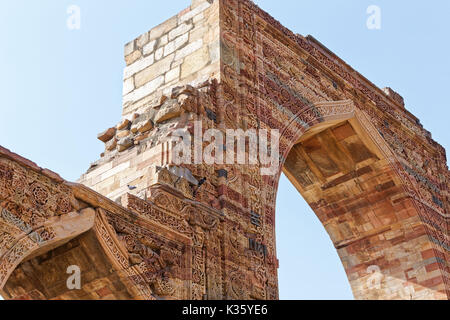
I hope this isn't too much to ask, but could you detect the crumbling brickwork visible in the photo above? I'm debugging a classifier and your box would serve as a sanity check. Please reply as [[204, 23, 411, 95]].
[[0, 0, 448, 300]]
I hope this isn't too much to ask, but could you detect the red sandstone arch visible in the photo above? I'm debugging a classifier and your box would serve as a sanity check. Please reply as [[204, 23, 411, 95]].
[[271, 100, 448, 299]]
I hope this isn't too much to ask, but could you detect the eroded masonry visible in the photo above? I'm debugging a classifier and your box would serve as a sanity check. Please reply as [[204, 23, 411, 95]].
[[0, 0, 448, 300]]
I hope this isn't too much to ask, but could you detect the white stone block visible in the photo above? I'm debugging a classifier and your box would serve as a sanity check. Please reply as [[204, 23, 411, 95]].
[[159, 35, 168, 47], [101, 161, 131, 181], [168, 23, 193, 41], [193, 13, 204, 24], [175, 39, 203, 61], [85, 162, 113, 181], [123, 54, 155, 79], [123, 75, 165, 104], [164, 41, 176, 57], [165, 66, 180, 83], [123, 77, 135, 96], [143, 40, 157, 55], [174, 33, 189, 49], [136, 32, 149, 48], [155, 47, 164, 61], [124, 41, 135, 56], [179, 2, 210, 24]]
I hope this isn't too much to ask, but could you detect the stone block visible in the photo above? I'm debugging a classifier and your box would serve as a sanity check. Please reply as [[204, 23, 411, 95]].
[[176, 33, 189, 47], [149, 16, 178, 40], [125, 50, 142, 66], [137, 120, 153, 133], [136, 32, 149, 48], [193, 12, 204, 24], [123, 78, 134, 96], [168, 23, 193, 41], [164, 41, 176, 57], [155, 102, 182, 123], [124, 40, 135, 56], [143, 40, 157, 55], [175, 39, 203, 61], [134, 54, 173, 88], [117, 137, 134, 152], [123, 54, 155, 80], [123, 75, 165, 104], [179, 1, 210, 23], [181, 46, 209, 79], [97, 127, 116, 143], [158, 35, 169, 48], [165, 34, 189, 58], [165, 66, 180, 83], [116, 130, 130, 139], [105, 138, 117, 151], [117, 119, 131, 131], [155, 47, 164, 61]]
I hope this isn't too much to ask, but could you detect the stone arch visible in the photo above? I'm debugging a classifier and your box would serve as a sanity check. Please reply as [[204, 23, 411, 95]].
[[270, 100, 448, 299], [0, 206, 96, 290]]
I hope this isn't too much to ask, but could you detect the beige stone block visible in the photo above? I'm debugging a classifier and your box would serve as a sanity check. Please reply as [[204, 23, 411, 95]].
[[134, 54, 174, 88], [171, 58, 184, 69], [155, 47, 164, 61], [123, 54, 155, 79], [137, 120, 153, 133], [168, 23, 193, 41], [106, 185, 130, 201], [165, 66, 180, 83], [105, 138, 118, 152], [123, 75, 165, 104], [93, 175, 115, 191], [164, 34, 188, 57], [119, 170, 145, 188], [189, 25, 207, 42], [164, 41, 176, 57], [124, 40, 135, 56], [191, 0, 210, 9], [204, 25, 219, 45], [125, 50, 142, 66], [174, 33, 189, 49], [181, 46, 209, 79], [84, 162, 113, 181], [116, 130, 130, 139], [149, 16, 177, 40], [209, 40, 220, 62], [122, 93, 155, 117], [123, 77, 134, 96], [193, 13, 204, 24], [155, 103, 182, 123], [181, 62, 218, 85], [117, 137, 134, 152], [158, 35, 169, 48], [143, 40, 157, 55], [141, 144, 163, 162], [175, 39, 203, 61], [179, 2, 210, 23], [136, 32, 149, 48]]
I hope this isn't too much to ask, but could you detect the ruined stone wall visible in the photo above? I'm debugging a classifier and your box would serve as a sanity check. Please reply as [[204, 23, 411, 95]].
[[79, 0, 222, 202], [122, 0, 220, 118]]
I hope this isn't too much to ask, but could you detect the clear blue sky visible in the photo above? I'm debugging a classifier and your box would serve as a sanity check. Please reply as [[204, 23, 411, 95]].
[[0, 0, 448, 300]]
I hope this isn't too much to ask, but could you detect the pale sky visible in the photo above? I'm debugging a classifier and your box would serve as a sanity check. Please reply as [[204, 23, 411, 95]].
[[0, 0, 449, 300]]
